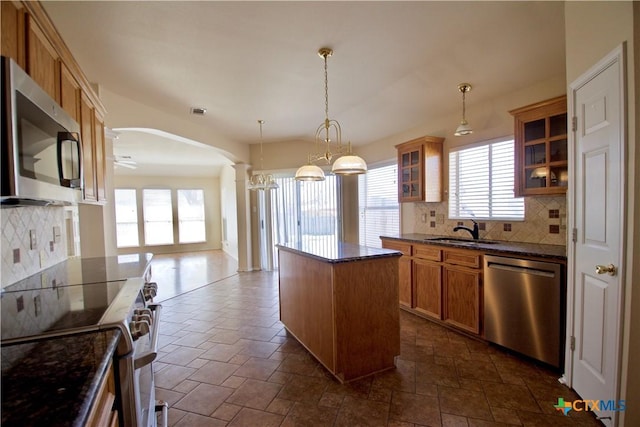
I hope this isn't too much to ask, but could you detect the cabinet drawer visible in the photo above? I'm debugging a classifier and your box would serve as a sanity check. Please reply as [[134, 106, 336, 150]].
[[443, 249, 482, 268], [381, 240, 412, 256], [413, 244, 442, 261]]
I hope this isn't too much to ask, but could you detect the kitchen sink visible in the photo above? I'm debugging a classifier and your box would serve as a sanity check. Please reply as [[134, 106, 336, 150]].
[[424, 237, 498, 245]]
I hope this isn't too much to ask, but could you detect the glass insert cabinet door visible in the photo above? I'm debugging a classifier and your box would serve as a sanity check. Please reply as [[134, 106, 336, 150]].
[[395, 136, 444, 203], [510, 95, 568, 196]]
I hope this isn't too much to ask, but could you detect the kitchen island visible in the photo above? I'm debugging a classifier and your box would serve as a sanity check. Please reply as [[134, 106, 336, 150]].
[[277, 242, 401, 383]]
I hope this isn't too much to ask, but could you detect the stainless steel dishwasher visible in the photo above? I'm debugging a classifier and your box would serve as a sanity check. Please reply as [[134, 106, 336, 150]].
[[484, 255, 564, 368]]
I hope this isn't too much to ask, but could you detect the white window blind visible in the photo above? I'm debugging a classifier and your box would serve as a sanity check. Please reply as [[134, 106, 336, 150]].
[[449, 139, 524, 220], [178, 189, 206, 243], [114, 189, 139, 248], [143, 189, 174, 245], [359, 163, 400, 248]]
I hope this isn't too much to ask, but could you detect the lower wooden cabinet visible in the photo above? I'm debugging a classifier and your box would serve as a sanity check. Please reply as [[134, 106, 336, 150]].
[[442, 248, 482, 334], [381, 238, 483, 336], [85, 359, 118, 427], [381, 239, 413, 308], [443, 263, 481, 334], [413, 257, 442, 319]]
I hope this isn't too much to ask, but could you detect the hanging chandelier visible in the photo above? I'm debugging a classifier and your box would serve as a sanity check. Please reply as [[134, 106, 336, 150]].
[[454, 83, 473, 136], [249, 120, 278, 191], [294, 47, 367, 181]]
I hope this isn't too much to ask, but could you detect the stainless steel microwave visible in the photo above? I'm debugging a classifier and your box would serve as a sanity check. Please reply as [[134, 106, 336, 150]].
[[1, 56, 82, 206]]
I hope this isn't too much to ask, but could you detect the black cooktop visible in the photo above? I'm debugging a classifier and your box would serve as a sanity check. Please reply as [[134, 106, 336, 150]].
[[1, 253, 152, 343]]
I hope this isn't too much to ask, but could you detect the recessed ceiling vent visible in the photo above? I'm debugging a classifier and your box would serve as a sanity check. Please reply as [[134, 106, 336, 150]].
[[190, 107, 207, 116]]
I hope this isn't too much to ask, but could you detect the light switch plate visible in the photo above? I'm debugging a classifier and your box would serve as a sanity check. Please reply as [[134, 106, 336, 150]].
[[53, 226, 61, 243], [29, 230, 37, 250]]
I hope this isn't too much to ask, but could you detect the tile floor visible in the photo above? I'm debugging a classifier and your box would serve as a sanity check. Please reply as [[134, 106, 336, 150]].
[[152, 251, 602, 426]]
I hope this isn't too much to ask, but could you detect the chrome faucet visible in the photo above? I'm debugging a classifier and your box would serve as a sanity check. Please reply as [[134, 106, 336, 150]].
[[453, 220, 479, 240]]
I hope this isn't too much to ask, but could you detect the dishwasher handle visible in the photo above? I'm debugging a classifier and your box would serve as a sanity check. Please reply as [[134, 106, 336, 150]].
[[486, 261, 556, 278]]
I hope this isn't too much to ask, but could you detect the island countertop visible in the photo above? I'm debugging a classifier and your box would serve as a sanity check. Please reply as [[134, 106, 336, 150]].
[[276, 241, 402, 264]]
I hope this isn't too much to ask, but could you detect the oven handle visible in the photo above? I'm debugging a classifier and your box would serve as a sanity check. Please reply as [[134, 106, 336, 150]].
[[134, 303, 162, 370]]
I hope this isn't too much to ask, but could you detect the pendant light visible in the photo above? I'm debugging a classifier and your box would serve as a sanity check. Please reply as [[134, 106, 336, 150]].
[[295, 47, 367, 181], [249, 120, 278, 191], [454, 83, 473, 136]]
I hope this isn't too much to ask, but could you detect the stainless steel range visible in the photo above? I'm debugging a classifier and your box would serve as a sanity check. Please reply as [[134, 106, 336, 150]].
[[1, 254, 166, 427]]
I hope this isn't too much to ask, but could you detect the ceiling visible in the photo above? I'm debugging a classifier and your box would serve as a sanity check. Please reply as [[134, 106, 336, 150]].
[[41, 1, 566, 175]]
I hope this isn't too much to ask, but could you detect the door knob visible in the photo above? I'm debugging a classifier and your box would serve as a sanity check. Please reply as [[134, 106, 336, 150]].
[[596, 264, 617, 276]]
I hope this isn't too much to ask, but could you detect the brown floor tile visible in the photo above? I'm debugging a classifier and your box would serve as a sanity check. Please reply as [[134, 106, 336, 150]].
[[173, 412, 227, 427], [438, 385, 493, 420], [225, 378, 282, 410], [188, 359, 239, 385], [281, 401, 339, 426], [265, 397, 294, 416], [211, 402, 242, 421], [483, 382, 541, 413], [277, 374, 330, 403], [490, 406, 521, 425], [227, 407, 284, 427], [232, 357, 281, 380], [155, 364, 197, 390], [334, 396, 390, 426], [173, 383, 233, 416], [200, 343, 242, 362], [442, 412, 470, 427], [390, 390, 441, 425], [158, 346, 206, 366], [455, 359, 502, 383]]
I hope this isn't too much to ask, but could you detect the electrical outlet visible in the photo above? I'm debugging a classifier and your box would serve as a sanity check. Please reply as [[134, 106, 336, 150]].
[[13, 248, 20, 264], [39, 250, 46, 268], [421, 213, 427, 223], [29, 230, 37, 250], [53, 226, 61, 243]]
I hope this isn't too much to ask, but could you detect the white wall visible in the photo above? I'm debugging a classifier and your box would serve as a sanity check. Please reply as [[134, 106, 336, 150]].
[[219, 164, 239, 260], [113, 174, 222, 255]]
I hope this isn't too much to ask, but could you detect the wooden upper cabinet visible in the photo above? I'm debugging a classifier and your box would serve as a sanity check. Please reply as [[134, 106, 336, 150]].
[[80, 92, 97, 202], [510, 95, 568, 197], [396, 136, 444, 203], [60, 62, 81, 122], [1, 1, 25, 68], [94, 111, 107, 202], [26, 14, 60, 102]]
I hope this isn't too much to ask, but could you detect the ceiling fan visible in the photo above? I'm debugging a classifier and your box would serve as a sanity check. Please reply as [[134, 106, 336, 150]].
[[114, 155, 137, 169]]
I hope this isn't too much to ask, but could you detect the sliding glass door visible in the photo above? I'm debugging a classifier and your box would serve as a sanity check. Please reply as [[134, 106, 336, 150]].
[[267, 175, 339, 269]]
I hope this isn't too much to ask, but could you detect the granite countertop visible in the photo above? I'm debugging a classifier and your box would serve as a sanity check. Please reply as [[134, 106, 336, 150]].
[[1, 329, 120, 427], [277, 241, 402, 263], [382, 234, 567, 262]]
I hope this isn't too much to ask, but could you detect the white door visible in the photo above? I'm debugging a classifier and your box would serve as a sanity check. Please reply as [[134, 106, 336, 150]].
[[568, 45, 625, 425]]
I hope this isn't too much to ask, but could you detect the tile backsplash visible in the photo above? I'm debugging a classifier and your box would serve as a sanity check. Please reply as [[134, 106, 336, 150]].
[[1, 206, 68, 287], [413, 195, 567, 246]]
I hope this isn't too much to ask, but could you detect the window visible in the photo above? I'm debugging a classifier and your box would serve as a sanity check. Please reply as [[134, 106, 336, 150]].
[[143, 189, 174, 245], [449, 139, 524, 220], [359, 163, 400, 248], [178, 189, 206, 243], [114, 189, 139, 248]]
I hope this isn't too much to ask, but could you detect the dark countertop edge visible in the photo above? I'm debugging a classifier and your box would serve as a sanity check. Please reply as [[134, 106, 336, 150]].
[[381, 234, 567, 262], [276, 243, 402, 264], [74, 328, 122, 427]]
